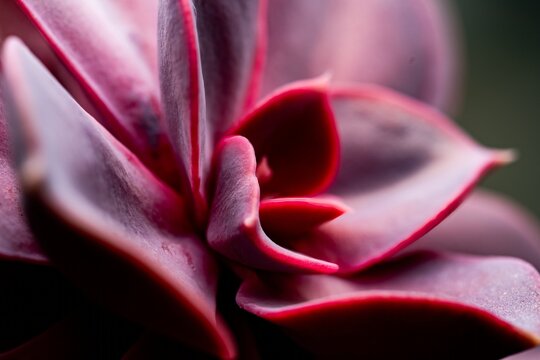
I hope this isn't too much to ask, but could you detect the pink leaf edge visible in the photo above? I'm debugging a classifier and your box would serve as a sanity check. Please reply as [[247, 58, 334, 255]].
[[2, 37, 235, 359], [207, 135, 338, 273], [283, 85, 512, 274], [237, 251, 540, 358]]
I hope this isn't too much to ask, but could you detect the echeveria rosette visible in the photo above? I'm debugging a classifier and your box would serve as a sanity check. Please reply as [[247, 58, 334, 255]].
[[1, 0, 540, 359]]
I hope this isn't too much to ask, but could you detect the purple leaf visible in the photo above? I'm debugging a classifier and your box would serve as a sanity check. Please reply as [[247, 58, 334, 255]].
[[0, 0, 182, 188], [237, 251, 540, 358], [194, 0, 265, 141], [284, 85, 510, 273], [0, 85, 45, 263], [262, 0, 460, 112], [229, 79, 340, 197], [158, 0, 209, 217], [259, 197, 347, 237], [2, 38, 235, 359], [207, 136, 338, 273], [158, 0, 266, 216], [411, 190, 540, 269]]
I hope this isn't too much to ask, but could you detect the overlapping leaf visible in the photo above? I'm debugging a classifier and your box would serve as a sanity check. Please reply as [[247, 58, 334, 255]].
[[279, 86, 511, 273], [238, 251, 540, 359], [2, 38, 235, 359], [0, 86, 45, 263], [263, 0, 459, 112], [0, 0, 184, 187], [412, 190, 540, 269]]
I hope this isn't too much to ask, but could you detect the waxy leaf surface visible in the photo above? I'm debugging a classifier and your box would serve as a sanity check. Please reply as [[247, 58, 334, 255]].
[[238, 251, 540, 359], [412, 190, 540, 269], [283, 86, 510, 273], [230, 79, 339, 198], [2, 38, 235, 359], [1, 0, 182, 187], [207, 136, 338, 273], [0, 87, 45, 263]]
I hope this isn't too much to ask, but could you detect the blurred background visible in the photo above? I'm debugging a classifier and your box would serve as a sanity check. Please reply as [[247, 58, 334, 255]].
[[454, 1, 540, 216]]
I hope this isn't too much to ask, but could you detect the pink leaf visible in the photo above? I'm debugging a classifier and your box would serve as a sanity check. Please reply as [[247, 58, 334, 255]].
[[2, 38, 235, 359], [194, 0, 266, 140], [259, 197, 347, 237], [410, 190, 540, 269], [229, 79, 340, 197], [207, 136, 338, 273], [286, 86, 510, 273], [237, 251, 540, 358], [158, 0, 266, 215], [0, 0, 183, 188], [262, 0, 460, 112], [0, 85, 45, 263], [159, 0, 207, 214]]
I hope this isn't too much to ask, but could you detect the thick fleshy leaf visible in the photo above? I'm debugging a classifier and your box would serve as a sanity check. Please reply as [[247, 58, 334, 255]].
[[284, 86, 509, 274], [194, 0, 265, 141], [0, 0, 103, 125], [411, 190, 540, 269], [159, 0, 207, 214], [0, 87, 45, 263], [0, 0, 182, 187], [158, 0, 266, 215], [262, 0, 460, 112], [229, 79, 339, 197], [2, 38, 235, 359], [237, 251, 540, 359], [259, 197, 347, 237], [207, 136, 338, 273]]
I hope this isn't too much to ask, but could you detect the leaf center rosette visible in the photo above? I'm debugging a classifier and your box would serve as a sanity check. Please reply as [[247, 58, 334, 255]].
[[207, 78, 344, 273], [206, 77, 511, 276]]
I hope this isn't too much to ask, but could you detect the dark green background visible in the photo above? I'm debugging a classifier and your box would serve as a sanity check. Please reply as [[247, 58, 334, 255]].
[[454, 1, 540, 215]]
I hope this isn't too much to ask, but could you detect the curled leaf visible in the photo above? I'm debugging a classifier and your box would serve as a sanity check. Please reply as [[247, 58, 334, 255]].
[[229, 79, 340, 197], [207, 136, 338, 273]]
